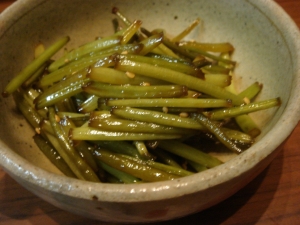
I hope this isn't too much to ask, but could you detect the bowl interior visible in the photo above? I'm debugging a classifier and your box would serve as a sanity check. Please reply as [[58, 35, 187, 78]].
[[0, 0, 299, 196]]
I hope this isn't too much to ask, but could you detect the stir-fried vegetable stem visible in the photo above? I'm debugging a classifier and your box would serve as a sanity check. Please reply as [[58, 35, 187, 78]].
[[1, 7, 281, 184]]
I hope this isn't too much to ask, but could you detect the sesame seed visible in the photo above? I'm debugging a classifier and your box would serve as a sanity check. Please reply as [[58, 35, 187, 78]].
[[179, 112, 189, 118], [162, 107, 168, 113], [243, 97, 250, 104], [35, 128, 41, 134], [126, 71, 135, 78], [142, 82, 151, 86], [55, 114, 61, 122]]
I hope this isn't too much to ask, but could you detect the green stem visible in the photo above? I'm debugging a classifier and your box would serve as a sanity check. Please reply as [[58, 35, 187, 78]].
[[48, 107, 100, 182], [70, 126, 181, 141], [48, 35, 121, 72], [179, 41, 234, 53], [83, 82, 188, 99], [35, 73, 90, 109], [172, 19, 200, 42], [194, 114, 242, 154], [88, 67, 169, 85], [107, 98, 232, 108], [95, 141, 142, 159], [237, 82, 263, 101], [150, 148, 182, 169], [220, 127, 254, 144], [33, 134, 76, 178], [2, 36, 70, 96], [39, 54, 113, 87], [133, 141, 154, 160], [203, 98, 281, 120], [89, 117, 196, 135], [121, 154, 194, 177], [13, 91, 42, 129], [138, 33, 164, 55], [115, 59, 244, 105], [78, 95, 99, 113], [93, 149, 181, 182], [111, 107, 205, 130], [98, 161, 141, 183], [118, 54, 201, 77], [204, 74, 231, 87], [158, 140, 223, 168], [201, 64, 231, 75], [188, 160, 207, 172]]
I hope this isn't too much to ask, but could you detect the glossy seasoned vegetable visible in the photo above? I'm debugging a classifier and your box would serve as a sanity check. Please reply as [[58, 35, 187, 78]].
[[2, 7, 281, 183]]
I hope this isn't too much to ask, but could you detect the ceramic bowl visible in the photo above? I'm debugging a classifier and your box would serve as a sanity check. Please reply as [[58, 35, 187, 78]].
[[0, 0, 300, 223]]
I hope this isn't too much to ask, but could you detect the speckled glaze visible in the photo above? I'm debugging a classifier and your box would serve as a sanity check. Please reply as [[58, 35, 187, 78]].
[[0, 0, 300, 223]]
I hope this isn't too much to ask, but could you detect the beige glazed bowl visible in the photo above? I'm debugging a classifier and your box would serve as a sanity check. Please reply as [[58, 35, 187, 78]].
[[1, 0, 300, 223]]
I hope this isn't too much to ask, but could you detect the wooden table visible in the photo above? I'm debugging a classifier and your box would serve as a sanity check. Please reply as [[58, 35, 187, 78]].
[[0, 1, 299, 224]]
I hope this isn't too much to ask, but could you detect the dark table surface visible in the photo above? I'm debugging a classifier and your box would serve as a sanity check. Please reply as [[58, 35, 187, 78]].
[[0, 0, 300, 224]]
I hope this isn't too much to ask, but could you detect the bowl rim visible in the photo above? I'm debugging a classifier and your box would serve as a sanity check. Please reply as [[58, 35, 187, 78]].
[[1, 0, 300, 203]]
